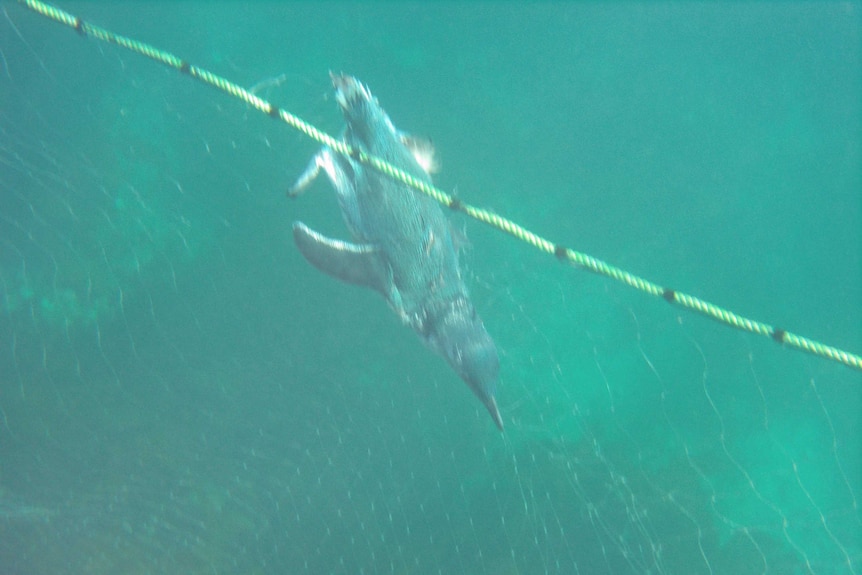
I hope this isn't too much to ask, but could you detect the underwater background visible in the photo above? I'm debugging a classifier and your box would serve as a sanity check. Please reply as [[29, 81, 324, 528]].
[[0, 2, 860, 574]]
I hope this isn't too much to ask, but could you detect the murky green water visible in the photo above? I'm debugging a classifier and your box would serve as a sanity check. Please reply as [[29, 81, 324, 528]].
[[1, 3, 859, 574]]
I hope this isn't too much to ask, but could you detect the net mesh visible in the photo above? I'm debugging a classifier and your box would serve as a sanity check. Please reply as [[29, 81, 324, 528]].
[[1, 4, 859, 574]]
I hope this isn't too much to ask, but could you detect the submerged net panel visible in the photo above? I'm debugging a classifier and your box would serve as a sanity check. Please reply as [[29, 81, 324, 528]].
[[1, 3, 859, 574]]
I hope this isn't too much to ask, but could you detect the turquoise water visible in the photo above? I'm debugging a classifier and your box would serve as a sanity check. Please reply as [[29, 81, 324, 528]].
[[1, 2, 859, 574]]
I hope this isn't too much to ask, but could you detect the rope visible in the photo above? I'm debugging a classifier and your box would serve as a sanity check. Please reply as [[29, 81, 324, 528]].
[[14, 0, 862, 372]]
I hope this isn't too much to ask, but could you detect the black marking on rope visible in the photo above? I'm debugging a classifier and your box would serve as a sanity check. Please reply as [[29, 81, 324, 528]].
[[73, 17, 84, 35], [267, 103, 280, 119], [554, 244, 568, 260], [663, 288, 676, 303], [772, 328, 787, 343], [449, 197, 463, 212], [179, 61, 191, 75], [348, 146, 361, 160]]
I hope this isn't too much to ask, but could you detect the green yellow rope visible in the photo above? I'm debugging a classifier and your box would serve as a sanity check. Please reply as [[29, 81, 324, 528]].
[[15, 0, 862, 372]]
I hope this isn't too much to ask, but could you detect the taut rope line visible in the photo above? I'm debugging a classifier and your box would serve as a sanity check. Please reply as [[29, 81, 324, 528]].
[[14, 0, 862, 372]]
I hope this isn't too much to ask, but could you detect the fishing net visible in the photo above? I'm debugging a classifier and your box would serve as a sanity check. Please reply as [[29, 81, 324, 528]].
[[1, 3, 859, 574]]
